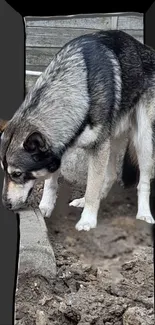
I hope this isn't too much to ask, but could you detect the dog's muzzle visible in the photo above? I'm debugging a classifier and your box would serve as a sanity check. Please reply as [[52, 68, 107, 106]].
[[2, 197, 12, 210]]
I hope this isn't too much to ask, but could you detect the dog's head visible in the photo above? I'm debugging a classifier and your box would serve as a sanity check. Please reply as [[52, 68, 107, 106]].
[[0, 119, 61, 211]]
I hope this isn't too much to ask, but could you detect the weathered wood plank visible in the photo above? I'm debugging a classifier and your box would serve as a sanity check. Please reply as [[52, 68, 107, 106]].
[[117, 15, 143, 29], [19, 209, 56, 281], [26, 47, 59, 67], [25, 13, 143, 30], [26, 65, 45, 72], [26, 75, 38, 92], [26, 26, 143, 48], [25, 16, 112, 30], [26, 27, 97, 48], [135, 37, 143, 43]]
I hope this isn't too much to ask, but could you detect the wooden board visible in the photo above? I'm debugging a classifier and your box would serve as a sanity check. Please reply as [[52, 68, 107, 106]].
[[25, 13, 143, 30], [26, 27, 97, 48], [117, 15, 143, 30], [26, 75, 38, 92], [26, 26, 143, 48], [25, 15, 113, 29], [26, 47, 59, 68]]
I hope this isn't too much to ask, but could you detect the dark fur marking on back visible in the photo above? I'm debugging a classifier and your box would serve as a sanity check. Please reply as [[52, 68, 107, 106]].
[[22, 83, 47, 116]]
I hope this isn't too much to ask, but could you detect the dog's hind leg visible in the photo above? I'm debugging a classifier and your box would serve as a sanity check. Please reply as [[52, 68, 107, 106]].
[[133, 105, 155, 224], [39, 170, 59, 218], [101, 156, 117, 198], [100, 138, 122, 198], [70, 148, 117, 209], [75, 139, 110, 231], [69, 137, 123, 209]]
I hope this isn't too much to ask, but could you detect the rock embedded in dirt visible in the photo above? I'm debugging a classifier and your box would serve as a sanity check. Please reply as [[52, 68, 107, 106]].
[[36, 310, 48, 325], [123, 306, 154, 325]]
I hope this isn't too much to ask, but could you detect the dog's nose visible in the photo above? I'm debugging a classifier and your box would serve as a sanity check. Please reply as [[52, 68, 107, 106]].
[[2, 197, 12, 210], [7, 202, 12, 210], [5, 202, 12, 210]]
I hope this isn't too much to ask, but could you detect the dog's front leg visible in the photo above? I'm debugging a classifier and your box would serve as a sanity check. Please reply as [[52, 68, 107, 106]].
[[39, 170, 59, 218], [75, 139, 110, 231]]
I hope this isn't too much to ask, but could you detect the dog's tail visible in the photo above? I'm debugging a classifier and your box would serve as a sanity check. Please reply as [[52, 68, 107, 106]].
[[121, 141, 139, 188]]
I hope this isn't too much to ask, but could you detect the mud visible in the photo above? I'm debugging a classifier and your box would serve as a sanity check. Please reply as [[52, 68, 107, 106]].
[[15, 177, 154, 325]]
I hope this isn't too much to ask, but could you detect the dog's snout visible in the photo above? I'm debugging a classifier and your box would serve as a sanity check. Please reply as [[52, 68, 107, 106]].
[[2, 197, 12, 210], [5, 202, 12, 210]]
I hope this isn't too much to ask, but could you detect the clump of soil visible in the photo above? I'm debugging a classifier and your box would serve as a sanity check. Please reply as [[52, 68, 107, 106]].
[[15, 179, 154, 325]]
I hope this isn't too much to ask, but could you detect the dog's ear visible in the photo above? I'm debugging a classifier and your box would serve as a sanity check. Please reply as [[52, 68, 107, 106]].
[[23, 132, 47, 153], [0, 119, 8, 137]]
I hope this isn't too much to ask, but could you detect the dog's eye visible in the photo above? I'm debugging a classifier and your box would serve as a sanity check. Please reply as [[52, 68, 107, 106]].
[[11, 171, 22, 178]]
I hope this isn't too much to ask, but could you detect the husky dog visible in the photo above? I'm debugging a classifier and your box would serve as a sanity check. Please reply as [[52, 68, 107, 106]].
[[0, 30, 155, 231]]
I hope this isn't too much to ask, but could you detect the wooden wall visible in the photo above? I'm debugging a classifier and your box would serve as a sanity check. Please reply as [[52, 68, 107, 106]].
[[25, 13, 144, 91]]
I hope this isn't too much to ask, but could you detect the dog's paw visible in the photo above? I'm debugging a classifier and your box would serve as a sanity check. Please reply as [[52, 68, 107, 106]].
[[69, 197, 85, 208], [39, 201, 55, 218], [75, 211, 97, 231], [136, 213, 155, 224]]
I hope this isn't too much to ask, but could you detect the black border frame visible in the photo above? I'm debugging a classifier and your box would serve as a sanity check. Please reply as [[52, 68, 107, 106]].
[[0, 2, 154, 324]]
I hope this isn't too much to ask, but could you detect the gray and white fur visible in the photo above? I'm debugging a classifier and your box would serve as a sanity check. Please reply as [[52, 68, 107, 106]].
[[0, 30, 155, 231]]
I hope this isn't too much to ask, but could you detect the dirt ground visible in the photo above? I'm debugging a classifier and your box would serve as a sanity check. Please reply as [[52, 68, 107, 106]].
[[15, 177, 154, 325]]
